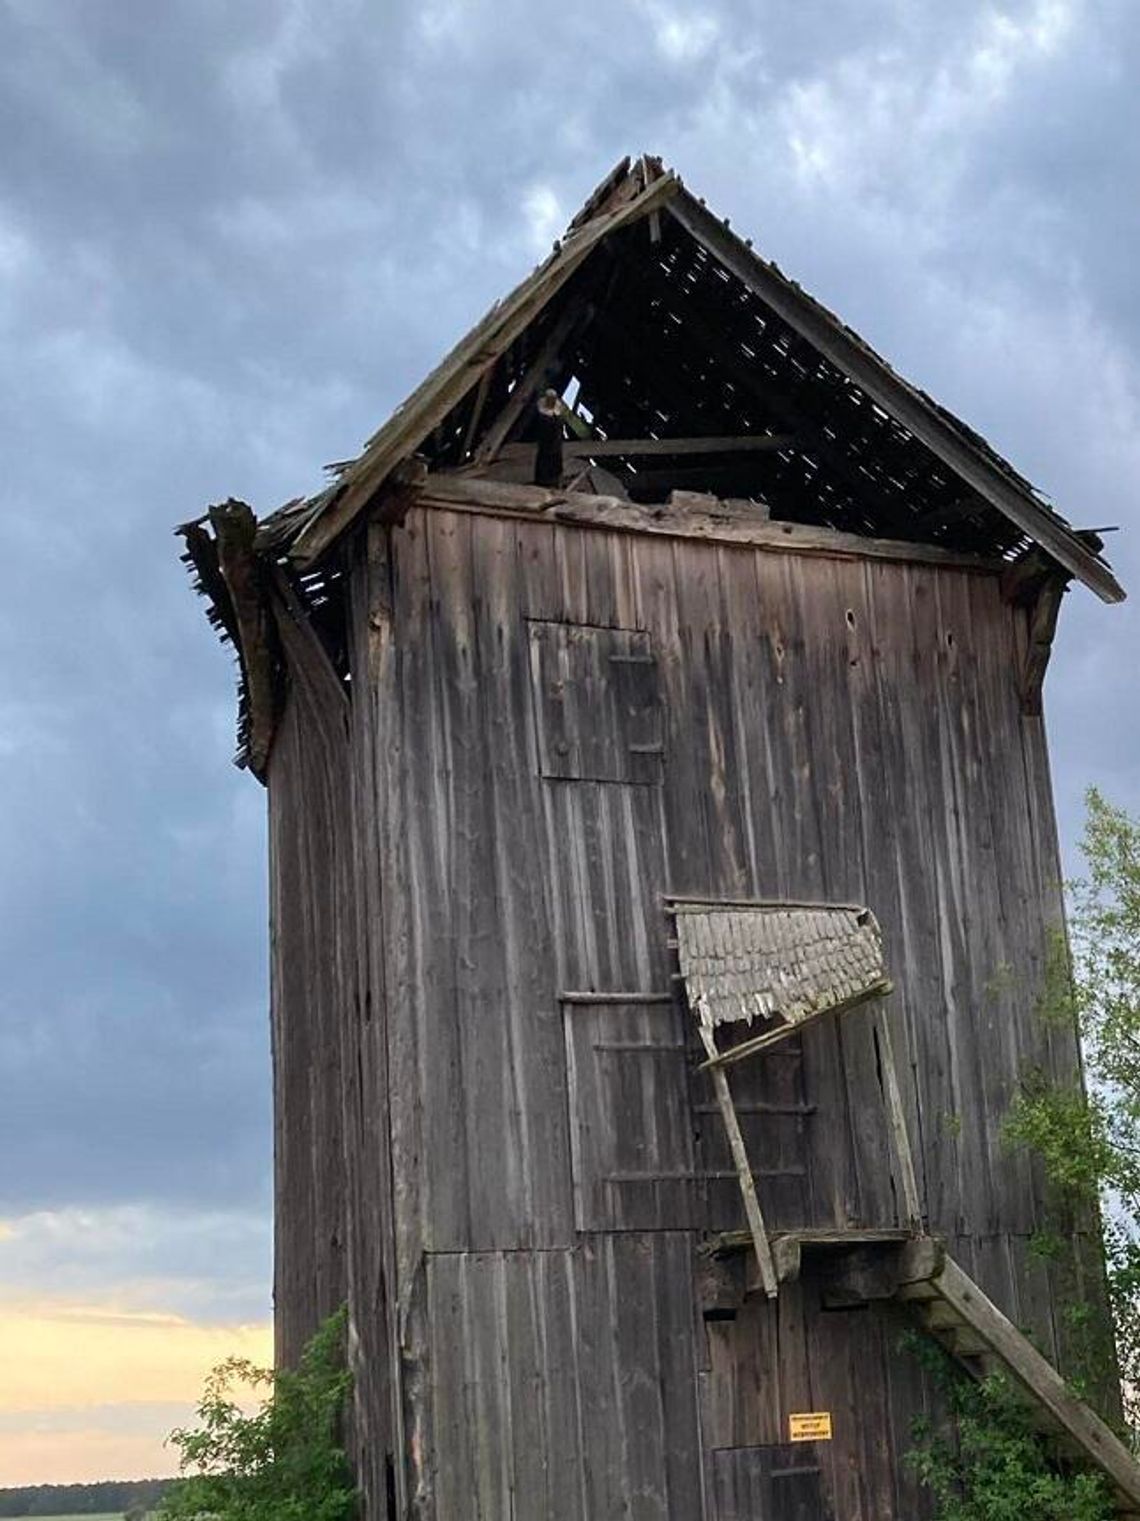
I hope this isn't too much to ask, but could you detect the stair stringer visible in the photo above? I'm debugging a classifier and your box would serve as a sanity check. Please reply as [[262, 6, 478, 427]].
[[899, 1247, 1140, 1517]]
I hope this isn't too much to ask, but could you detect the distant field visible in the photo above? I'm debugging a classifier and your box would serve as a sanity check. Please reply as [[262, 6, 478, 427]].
[[0, 1501, 163, 1518]]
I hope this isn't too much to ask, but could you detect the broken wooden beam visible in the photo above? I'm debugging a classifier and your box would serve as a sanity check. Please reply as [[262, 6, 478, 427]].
[[208, 499, 278, 780], [1020, 573, 1068, 717], [697, 1020, 779, 1299], [876, 1012, 923, 1232]]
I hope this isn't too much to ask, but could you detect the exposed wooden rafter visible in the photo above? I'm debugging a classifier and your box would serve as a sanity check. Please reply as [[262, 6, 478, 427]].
[[247, 153, 1122, 606], [475, 299, 596, 463], [667, 192, 1124, 603], [600, 285, 923, 540], [289, 169, 680, 566]]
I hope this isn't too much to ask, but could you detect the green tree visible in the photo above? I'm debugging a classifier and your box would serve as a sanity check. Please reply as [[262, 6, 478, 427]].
[[158, 1307, 356, 1521], [1005, 787, 1140, 1431]]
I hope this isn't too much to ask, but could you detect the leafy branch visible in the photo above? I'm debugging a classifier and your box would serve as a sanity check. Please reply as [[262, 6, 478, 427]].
[[158, 1307, 356, 1521], [904, 1332, 1114, 1521], [1004, 788, 1140, 1432]]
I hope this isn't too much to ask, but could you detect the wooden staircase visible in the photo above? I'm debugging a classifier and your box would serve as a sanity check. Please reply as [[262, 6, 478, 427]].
[[896, 1241, 1140, 1519], [679, 911, 1140, 1510], [715, 1229, 1140, 1517]]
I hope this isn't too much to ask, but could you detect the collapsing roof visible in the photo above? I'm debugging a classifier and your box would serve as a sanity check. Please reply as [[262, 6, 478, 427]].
[[260, 153, 1122, 601], [180, 153, 1125, 777]]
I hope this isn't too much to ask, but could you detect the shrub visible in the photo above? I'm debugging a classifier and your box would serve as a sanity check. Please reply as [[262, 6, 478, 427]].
[[904, 1333, 1113, 1521], [158, 1307, 356, 1521]]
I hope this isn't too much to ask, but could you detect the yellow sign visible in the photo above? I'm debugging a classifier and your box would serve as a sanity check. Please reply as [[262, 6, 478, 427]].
[[789, 1411, 833, 1443]]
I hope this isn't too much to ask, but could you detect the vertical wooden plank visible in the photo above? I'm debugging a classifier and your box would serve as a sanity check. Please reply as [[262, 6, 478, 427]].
[[823, 556, 910, 1230], [425, 1256, 476, 1520], [877, 1012, 923, 1232], [345, 535, 401, 1514], [396, 509, 470, 1253], [471, 514, 576, 1248], [554, 520, 591, 624], [939, 575, 999, 1228], [266, 630, 352, 1362], [634, 534, 712, 898], [763, 552, 859, 1230], [953, 571, 1035, 1239], [885, 563, 960, 1237], [848, 1304, 897, 1521], [804, 1290, 861, 1520], [534, 1250, 590, 1520], [463, 1255, 513, 1517], [572, 1236, 634, 1519]]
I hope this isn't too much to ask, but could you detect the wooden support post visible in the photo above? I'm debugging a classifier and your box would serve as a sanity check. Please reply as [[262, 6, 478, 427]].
[[476, 300, 594, 463], [534, 390, 565, 486], [697, 1019, 778, 1299], [876, 1013, 923, 1232], [460, 367, 494, 459], [1020, 574, 1067, 717]]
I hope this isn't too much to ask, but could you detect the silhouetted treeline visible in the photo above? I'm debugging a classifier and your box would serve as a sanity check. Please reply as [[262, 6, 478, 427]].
[[0, 1477, 172, 1515]]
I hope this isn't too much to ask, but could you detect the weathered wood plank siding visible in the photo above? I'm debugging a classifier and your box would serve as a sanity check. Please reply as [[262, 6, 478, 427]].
[[267, 666, 350, 1368], [268, 593, 398, 1511], [269, 500, 1090, 1518]]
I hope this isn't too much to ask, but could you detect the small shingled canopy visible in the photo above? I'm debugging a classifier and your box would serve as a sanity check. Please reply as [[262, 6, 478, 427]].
[[671, 901, 892, 1068]]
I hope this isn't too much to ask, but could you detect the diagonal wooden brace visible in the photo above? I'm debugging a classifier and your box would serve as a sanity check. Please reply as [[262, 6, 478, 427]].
[[697, 1017, 778, 1298]]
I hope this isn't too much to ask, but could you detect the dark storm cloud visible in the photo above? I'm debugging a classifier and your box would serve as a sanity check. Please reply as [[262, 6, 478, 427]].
[[0, 0, 1136, 1312]]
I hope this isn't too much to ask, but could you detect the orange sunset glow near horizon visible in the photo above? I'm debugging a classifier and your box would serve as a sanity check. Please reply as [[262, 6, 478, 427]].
[[0, 1297, 272, 1487]]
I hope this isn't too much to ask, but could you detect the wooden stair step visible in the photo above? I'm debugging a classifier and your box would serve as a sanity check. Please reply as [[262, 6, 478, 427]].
[[945, 1326, 989, 1359], [920, 1300, 965, 1332], [897, 1249, 1140, 1514]]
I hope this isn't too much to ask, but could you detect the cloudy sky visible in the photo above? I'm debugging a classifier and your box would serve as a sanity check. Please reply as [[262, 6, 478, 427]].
[[1, 0, 1137, 1488]]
